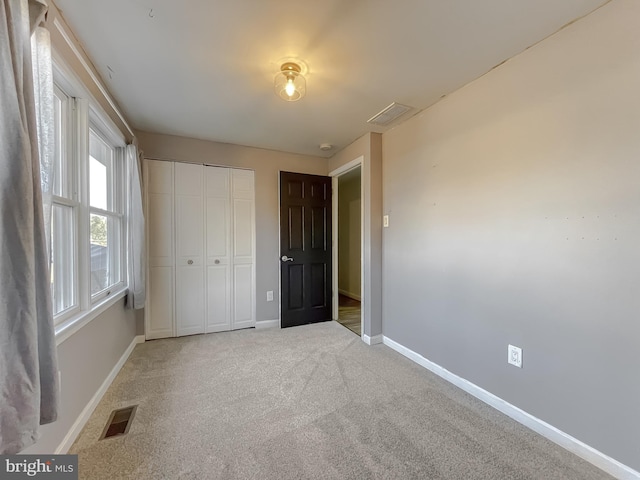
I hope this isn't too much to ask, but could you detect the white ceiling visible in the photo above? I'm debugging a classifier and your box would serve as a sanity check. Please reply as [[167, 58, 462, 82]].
[[53, 0, 608, 158]]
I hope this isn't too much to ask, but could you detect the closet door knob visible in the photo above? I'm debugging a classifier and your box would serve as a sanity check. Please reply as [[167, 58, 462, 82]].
[[214, 259, 220, 264], [187, 260, 193, 265]]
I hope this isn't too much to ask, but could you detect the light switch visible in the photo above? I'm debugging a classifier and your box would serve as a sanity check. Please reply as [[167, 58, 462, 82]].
[[383, 215, 389, 228]]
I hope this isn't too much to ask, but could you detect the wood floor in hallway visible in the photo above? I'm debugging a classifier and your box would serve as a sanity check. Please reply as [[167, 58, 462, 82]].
[[337, 294, 360, 336]]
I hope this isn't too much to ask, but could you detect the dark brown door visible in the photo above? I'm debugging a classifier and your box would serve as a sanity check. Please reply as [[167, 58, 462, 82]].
[[280, 172, 332, 328]]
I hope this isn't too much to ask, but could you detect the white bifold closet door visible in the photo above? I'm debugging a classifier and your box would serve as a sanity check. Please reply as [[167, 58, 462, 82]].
[[205, 166, 255, 332], [145, 160, 255, 339], [146, 160, 175, 339], [230, 169, 255, 330], [175, 162, 206, 336], [205, 167, 231, 332]]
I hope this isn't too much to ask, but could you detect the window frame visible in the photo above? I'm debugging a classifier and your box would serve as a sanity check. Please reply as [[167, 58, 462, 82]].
[[88, 124, 126, 303], [50, 84, 80, 323], [50, 53, 129, 343]]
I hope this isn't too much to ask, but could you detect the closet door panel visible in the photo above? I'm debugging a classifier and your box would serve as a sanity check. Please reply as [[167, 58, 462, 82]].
[[148, 194, 173, 262], [175, 161, 203, 193], [207, 265, 230, 332], [231, 169, 255, 328], [145, 160, 174, 339], [233, 198, 253, 261], [175, 162, 205, 336], [233, 264, 253, 329], [206, 166, 230, 195], [176, 265, 205, 336], [207, 197, 229, 258], [176, 195, 204, 259], [205, 167, 231, 332], [232, 169, 254, 199], [149, 267, 174, 336], [206, 196, 230, 332]]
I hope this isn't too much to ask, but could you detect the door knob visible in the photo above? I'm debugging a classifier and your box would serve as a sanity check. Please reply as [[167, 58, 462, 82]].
[[187, 260, 193, 265], [214, 259, 220, 265], [281, 255, 294, 262]]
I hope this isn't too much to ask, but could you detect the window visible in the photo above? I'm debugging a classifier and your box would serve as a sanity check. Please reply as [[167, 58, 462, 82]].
[[51, 85, 78, 318], [49, 69, 127, 328], [89, 129, 123, 298]]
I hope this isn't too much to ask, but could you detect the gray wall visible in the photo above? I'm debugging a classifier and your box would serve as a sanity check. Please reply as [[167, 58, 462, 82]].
[[137, 131, 328, 323], [381, 0, 640, 471], [23, 301, 138, 453]]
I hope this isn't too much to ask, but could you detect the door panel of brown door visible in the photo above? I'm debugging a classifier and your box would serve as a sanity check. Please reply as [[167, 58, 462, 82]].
[[280, 172, 332, 328]]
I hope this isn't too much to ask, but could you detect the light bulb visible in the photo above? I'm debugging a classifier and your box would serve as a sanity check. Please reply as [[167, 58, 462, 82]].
[[275, 62, 305, 101], [285, 78, 296, 97]]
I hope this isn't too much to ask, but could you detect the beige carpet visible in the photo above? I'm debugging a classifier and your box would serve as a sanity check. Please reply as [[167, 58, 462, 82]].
[[70, 322, 612, 479]]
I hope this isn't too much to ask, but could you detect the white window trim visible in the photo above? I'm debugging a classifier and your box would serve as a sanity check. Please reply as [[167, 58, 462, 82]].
[[88, 126, 126, 302], [50, 197, 80, 323], [51, 52, 125, 146], [51, 52, 130, 344], [51, 86, 80, 321]]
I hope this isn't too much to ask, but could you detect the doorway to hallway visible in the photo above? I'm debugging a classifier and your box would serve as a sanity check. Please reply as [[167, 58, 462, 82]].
[[332, 164, 362, 337]]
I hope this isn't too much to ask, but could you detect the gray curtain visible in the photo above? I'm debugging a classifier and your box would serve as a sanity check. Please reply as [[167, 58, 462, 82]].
[[0, 0, 59, 454]]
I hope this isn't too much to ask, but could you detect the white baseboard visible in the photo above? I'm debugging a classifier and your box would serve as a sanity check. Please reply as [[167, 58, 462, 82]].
[[362, 334, 383, 345], [255, 319, 279, 329], [338, 289, 361, 301], [382, 336, 639, 480], [55, 335, 145, 454]]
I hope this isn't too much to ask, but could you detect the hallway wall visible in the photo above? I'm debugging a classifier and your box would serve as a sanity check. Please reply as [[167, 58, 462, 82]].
[[338, 170, 361, 299]]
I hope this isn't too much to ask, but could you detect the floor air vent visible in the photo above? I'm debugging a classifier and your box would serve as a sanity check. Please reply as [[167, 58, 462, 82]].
[[100, 405, 137, 440]]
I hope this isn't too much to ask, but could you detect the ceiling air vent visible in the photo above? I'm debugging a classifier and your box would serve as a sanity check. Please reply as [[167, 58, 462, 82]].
[[367, 102, 412, 126]]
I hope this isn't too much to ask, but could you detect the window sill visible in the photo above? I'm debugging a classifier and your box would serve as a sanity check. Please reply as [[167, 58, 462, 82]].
[[54, 287, 128, 346]]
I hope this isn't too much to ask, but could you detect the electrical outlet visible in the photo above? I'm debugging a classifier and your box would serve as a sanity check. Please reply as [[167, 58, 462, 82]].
[[508, 345, 523, 368], [383, 215, 389, 228], [266, 291, 274, 302]]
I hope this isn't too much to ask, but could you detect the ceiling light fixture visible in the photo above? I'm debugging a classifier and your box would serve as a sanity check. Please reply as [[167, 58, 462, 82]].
[[275, 62, 306, 102]]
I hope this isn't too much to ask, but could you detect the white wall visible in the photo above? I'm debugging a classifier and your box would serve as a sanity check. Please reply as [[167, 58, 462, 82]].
[[382, 0, 640, 472], [338, 171, 361, 299]]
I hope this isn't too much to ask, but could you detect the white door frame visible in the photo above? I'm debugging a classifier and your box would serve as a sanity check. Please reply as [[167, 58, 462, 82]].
[[330, 156, 364, 337]]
